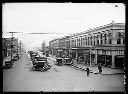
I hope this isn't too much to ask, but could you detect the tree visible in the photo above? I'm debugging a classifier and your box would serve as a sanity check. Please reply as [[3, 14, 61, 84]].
[[41, 41, 46, 52]]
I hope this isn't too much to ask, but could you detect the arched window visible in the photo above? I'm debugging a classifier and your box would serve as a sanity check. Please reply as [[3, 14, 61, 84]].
[[90, 36, 92, 45], [108, 33, 111, 44], [85, 37, 87, 45], [79, 39, 80, 46], [93, 36, 95, 45], [117, 32, 121, 44], [97, 35, 99, 45], [104, 33, 107, 44], [88, 37, 90, 45], [77, 39, 78, 46], [100, 34, 102, 44], [122, 33, 125, 44]]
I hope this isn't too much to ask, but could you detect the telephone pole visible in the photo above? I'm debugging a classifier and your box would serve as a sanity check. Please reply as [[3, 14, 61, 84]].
[[9, 32, 14, 61], [8, 32, 22, 60]]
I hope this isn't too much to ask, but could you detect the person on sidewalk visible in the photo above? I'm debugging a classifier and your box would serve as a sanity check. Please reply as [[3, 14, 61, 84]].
[[86, 67, 90, 76], [98, 63, 102, 74]]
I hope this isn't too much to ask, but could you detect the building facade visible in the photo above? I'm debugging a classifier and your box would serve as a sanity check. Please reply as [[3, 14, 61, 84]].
[[49, 22, 125, 68], [2, 37, 19, 58]]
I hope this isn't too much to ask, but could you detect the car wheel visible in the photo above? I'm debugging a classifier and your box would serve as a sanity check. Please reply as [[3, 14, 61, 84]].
[[41, 68, 44, 72]]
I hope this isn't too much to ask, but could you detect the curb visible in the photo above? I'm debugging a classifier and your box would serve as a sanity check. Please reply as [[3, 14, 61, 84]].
[[71, 64, 124, 75]]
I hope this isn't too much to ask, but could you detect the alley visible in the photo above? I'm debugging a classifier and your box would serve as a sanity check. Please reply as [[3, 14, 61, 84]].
[[3, 52, 125, 92]]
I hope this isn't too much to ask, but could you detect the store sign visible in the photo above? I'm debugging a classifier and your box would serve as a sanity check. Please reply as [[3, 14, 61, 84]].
[[58, 50, 63, 51]]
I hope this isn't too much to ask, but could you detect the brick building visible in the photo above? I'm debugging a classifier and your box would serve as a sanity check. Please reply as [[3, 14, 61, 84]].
[[2, 37, 19, 58]]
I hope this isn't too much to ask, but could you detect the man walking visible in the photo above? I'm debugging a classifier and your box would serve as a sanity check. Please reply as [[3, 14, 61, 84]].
[[98, 64, 102, 74], [86, 67, 90, 76]]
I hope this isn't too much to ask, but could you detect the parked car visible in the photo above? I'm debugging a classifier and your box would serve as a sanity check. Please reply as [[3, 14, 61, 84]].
[[55, 57, 63, 66], [63, 58, 72, 65], [4, 60, 13, 69], [32, 56, 51, 72]]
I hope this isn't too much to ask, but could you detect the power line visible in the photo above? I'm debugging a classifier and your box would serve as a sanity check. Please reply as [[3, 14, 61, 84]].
[[4, 16, 72, 35]]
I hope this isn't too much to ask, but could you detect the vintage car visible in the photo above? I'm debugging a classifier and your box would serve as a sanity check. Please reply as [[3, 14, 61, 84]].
[[32, 56, 51, 71], [55, 57, 64, 66], [4, 60, 13, 69], [12, 54, 19, 61], [63, 58, 72, 65]]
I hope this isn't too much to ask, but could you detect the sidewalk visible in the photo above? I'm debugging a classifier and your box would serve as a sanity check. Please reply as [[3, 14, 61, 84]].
[[49, 55, 125, 75], [71, 62, 125, 75]]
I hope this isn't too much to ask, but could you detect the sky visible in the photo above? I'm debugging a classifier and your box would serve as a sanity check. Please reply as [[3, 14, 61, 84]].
[[2, 3, 125, 51]]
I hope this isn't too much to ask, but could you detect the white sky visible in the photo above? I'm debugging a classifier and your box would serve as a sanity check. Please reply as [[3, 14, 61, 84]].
[[2, 3, 125, 51]]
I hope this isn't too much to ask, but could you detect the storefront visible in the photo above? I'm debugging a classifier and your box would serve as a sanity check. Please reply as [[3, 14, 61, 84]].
[[115, 55, 124, 69]]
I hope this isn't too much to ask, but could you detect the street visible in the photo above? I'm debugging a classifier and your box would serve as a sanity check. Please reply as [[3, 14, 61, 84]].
[[3, 52, 125, 92]]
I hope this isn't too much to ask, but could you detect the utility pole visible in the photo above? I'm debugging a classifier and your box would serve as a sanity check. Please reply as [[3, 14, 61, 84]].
[[10, 32, 14, 61], [8, 32, 22, 61]]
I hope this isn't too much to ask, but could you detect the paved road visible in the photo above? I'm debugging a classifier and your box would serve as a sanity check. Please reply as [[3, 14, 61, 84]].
[[3, 53, 125, 92]]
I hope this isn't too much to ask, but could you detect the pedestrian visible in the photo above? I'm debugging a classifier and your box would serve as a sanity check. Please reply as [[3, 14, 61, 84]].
[[98, 64, 102, 74], [86, 67, 90, 76]]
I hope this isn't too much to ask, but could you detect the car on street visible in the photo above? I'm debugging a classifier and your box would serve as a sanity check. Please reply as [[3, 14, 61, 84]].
[[32, 56, 51, 72]]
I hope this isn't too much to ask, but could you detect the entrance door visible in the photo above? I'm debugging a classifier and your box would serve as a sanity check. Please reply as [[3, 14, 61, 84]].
[[115, 56, 124, 69]]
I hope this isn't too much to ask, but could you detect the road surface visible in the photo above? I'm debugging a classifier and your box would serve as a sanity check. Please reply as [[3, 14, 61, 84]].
[[3, 52, 125, 92]]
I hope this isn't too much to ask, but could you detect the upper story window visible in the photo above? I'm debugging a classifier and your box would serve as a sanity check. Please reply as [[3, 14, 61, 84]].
[[100, 34, 103, 44], [83, 38, 85, 46], [77, 39, 78, 46], [90, 36, 92, 45], [122, 33, 125, 44], [85, 37, 87, 45], [88, 37, 90, 45], [79, 39, 80, 46], [117, 32, 121, 44], [97, 35, 99, 45], [108, 33, 112, 44], [104, 33, 107, 44], [93, 36, 95, 45]]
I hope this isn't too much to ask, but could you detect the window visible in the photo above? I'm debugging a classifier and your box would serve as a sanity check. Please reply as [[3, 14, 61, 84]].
[[77, 39, 78, 46], [108, 33, 111, 44], [85, 38, 87, 45], [122, 33, 125, 44], [90, 36, 92, 45], [104, 33, 107, 44], [123, 38, 125, 44], [93, 36, 95, 45], [88, 37, 89, 45], [100, 34, 102, 44], [117, 32, 121, 44], [97, 35, 99, 45]]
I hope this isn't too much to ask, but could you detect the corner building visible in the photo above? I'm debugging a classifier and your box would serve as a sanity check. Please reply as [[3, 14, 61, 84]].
[[49, 22, 125, 69]]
